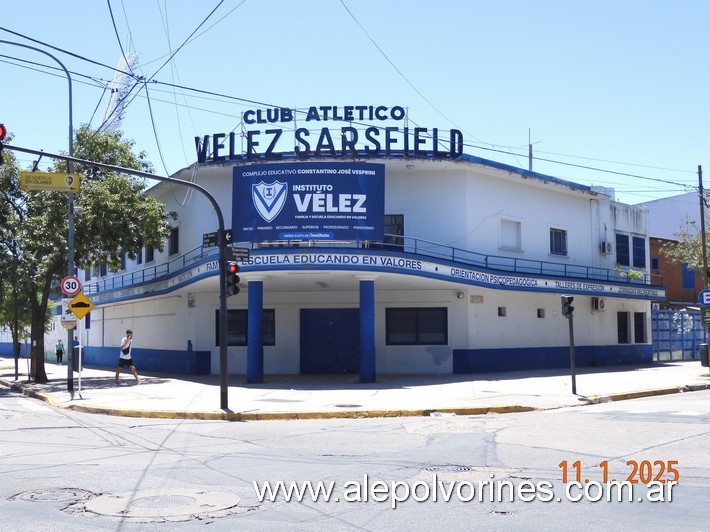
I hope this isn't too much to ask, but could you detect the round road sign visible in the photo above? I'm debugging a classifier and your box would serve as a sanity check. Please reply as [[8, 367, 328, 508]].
[[61, 275, 81, 296]]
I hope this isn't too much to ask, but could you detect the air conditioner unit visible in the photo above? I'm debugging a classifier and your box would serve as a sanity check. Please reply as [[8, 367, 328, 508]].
[[600, 241, 613, 255], [592, 297, 606, 311]]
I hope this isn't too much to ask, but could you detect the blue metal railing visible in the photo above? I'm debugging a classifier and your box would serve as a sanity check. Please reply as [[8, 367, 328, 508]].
[[84, 234, 661, 295], [83, 244, 215, 295]]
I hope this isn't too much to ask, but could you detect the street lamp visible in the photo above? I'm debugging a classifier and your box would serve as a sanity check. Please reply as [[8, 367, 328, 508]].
[[0, 40, 74, 392]]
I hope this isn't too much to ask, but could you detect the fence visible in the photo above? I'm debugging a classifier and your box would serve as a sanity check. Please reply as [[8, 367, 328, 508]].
[[652, 309, 706, 361]]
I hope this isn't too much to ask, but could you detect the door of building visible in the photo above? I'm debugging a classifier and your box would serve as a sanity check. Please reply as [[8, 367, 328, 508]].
[[300, 308, 359, 373]]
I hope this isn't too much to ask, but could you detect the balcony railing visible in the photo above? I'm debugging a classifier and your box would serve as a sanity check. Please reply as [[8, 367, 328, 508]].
[[83, 234, 661, 295]]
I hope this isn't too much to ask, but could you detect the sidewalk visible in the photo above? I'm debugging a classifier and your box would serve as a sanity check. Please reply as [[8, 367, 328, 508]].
[[1, 357, 708, 421]]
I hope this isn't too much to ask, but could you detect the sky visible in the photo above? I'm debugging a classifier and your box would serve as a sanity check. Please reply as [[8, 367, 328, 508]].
[[1, 0, 708, 205]]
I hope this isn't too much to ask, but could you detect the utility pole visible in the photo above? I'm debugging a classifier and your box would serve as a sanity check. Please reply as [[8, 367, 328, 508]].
[[6, 144, 232, 410], [0, 40, 73, 389], [699, 166, 708, 289], [699, 165, 709, 358], [528, 129, 533, 172]]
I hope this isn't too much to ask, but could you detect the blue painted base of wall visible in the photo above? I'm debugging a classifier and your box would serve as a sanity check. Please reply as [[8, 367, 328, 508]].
[[0, 342, 8, 356], [453, 345, 653, 374], [76, 346, 210, 375]]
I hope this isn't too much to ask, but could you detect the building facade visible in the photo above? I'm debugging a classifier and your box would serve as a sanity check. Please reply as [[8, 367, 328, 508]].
[[640, 192, 704, 309], [37, 107, 664, 378]]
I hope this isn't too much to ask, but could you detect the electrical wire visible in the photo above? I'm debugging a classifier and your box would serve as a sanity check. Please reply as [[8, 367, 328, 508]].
[[0, 25, 137, 79], [0, 26, 698, 197], [106, 0, 134, 76], [339, 0, 464, 135]]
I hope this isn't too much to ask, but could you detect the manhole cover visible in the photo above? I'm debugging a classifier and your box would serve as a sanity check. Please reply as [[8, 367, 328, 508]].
[[74, 488, 250, 523], [132, 494, 195, 508], [424, 465, 473, 472], [10, 488, 94, 503]]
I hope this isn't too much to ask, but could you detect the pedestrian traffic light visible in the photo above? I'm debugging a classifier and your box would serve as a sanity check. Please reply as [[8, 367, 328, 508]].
[[561, 296, 574, 317], [225, 261, 240, 296]]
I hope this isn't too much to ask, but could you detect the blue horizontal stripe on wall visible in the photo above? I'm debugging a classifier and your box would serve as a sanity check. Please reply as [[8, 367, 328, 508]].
[[79, 346, 210, 375], [453, 345, 652, 374], [0, 342, 28, 357]]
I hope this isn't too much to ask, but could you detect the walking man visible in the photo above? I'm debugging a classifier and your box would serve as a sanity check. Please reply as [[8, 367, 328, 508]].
[[115, 329, 139, 384]]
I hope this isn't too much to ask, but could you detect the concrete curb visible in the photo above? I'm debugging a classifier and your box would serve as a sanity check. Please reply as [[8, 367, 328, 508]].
[[585, 384, 710, 405], [2, 376, 708, 421]]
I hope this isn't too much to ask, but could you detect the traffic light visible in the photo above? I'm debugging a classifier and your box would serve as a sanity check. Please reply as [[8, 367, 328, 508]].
[[225, 261, 240, 296], [561, 296, 574, 317], [0, 123, 7, 164]]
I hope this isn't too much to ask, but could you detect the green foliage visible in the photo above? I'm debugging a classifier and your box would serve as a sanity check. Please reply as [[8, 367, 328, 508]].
[[660, 217, 705, 279], [49, 124, 173, 271], [1, 124, 175, 381], [613, 263, 645, 281]]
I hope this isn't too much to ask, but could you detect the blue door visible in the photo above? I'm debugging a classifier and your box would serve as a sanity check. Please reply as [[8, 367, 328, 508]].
[[300, 308, 359, 373]]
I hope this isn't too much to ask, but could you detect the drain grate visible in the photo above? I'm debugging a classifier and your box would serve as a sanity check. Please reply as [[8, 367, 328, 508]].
[[424, 465, 473, 473], [10, 488, 94, 503]]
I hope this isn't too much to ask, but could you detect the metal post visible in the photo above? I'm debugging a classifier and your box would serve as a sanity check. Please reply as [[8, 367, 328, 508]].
[[699, 166, 708, 289], [568, 314, 577, 395], [0, 40, 74, 392], [5, 144, 231, 409], [699, 166, 709, 358]]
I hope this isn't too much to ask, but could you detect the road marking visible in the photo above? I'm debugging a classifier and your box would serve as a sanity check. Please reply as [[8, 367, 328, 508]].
[[18, 399, 52, 412]]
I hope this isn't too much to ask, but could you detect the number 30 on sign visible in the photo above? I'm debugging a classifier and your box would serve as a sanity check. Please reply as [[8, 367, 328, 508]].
[[61, 275, 81, 296]]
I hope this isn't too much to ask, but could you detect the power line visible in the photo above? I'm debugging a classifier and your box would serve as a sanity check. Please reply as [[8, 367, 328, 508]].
[[339, 0, 464, 135], [0, 25, 137, 79], [106, 0, 135, 75], [0, 29, 699, 193]]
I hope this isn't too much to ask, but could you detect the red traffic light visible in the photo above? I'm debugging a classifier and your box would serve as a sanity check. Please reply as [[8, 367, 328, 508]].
[[225, 261, 241, 296], [0, 123, 7, 141]]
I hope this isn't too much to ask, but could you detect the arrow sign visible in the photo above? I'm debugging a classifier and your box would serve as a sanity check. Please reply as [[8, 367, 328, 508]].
[[700, 289, 710, 306]]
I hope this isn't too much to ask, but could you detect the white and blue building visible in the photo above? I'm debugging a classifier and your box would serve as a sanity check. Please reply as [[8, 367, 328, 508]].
[[36, 105, 665, 379]]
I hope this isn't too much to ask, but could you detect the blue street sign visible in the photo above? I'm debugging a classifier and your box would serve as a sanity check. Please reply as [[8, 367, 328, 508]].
[[699, 289, 710, 306]]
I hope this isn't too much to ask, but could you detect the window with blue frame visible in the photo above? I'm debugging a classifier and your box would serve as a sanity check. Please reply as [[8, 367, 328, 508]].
[[549, 228, 567, 256], [632, 236, 646, 268], [617, 311, 630, 344], [615, 234, 630, 266], [682, 263, 696, 290]]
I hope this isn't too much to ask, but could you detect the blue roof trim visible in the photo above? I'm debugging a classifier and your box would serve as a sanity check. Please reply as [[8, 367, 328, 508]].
[[191, 150, 596, 196], [86, 248, 664, 305], [456, 153, 595, 194]]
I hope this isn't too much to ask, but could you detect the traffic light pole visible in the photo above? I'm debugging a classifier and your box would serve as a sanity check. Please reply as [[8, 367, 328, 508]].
[[567, 314, 577, 395], [5, 143, 232, 410]]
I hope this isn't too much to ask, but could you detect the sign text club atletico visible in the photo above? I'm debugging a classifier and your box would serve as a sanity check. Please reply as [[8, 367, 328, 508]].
[[196, 104, 463, 162]]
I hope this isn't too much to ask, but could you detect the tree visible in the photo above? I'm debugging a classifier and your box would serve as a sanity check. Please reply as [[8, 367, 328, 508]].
[[6, 125, 174, 383], [660, 217, 707, 286], [0, 136, 27, 363]]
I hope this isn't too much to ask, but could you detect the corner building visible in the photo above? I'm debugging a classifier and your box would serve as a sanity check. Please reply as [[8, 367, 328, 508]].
[[60, 150, 664, 380]]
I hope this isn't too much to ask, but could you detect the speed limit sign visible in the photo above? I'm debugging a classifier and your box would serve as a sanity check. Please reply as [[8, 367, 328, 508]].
[[61, 275, 82, 296]]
